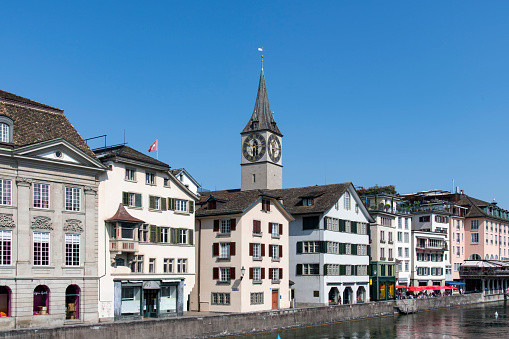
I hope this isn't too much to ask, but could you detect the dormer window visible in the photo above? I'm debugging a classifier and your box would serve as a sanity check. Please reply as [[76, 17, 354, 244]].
[[303, 198, 313, 206], [208, 201, 216, 210], [0, 123, 9, 142], [0, 116, 13, 143]]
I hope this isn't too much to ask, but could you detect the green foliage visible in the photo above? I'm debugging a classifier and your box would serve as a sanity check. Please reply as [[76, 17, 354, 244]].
[[357, 185, 397, 195]]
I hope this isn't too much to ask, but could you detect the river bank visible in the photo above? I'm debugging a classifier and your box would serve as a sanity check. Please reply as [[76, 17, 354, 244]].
[[0, 293, 505, 339]]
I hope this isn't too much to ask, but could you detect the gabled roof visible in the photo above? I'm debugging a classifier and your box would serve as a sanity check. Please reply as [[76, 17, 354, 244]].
[[0, 89, 95, 157], [105, 203, 145, 223], [268, 183, 351, 215], [196, 189, 266, 216], [94, 145, 169, 169], [241, 69, 282, 136], [171, 168, 201, 188], [457, 195, 507, 221]]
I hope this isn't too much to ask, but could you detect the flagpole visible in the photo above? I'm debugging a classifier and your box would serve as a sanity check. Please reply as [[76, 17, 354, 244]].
[[157, 139, 159, 160]]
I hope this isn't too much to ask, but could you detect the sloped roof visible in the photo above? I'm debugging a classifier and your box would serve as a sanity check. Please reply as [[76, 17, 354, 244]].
[[196, 189, 265, 216], [105, 203, 145, 223], [457, 195, 508, 221], [0, 90, 95, 157], [268, 183, 351, 215], [94, 145, 169, 168], [241, 69, 282, 136]]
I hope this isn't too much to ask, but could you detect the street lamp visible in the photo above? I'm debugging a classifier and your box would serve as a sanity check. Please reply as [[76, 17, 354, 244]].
[[240, 266, 246, 280]]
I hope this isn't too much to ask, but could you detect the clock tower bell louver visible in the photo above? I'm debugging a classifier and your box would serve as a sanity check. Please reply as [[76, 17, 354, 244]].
[[241, 64, 283, 191]]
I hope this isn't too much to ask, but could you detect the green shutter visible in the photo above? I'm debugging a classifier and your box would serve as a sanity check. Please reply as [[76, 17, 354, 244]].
[[169, 198, 175, 211], [156, 227, 161, 243], [296, 242, 303, 254], [323, 216, 328, 230], [351, 221, 358, 234], [122, 192, 129, 205], [150, 225, 157, 243], [171, 228, 178, 244], [188, 229, 194, 245], [323, 264, 328, 276], [339, 219, 346, 232], [189, 201, 194, 214], [339, 243, 346, 254], [149, 196, 155, 209], [135, 193, 142, 207], [319, 241, 327, 253], [296, 264, 303, 275], [351, 244, 358, 255], [161, 198, 167, 211], [340, 265, 346, 276]]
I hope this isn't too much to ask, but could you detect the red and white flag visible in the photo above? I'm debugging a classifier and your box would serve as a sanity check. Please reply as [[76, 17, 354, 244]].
[[148, 139, 158, 152]]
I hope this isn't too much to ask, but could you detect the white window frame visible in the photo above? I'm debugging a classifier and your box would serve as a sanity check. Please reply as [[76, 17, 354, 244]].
[[149, 258, 155, 273], [253, 267, 261, 282], [344, 192, 351, 210], [0, 123, 9, 143], [163, 258, 174, 273], [271, 268, 279, 282], [175, 199, 187, 212], [125, 168, 136, 181], [250, 292, 264, 305], [253, 243, 261, 259], [220, 220, 231, 234], [65, 233, 80, 266], [65, 187, 81, 211], [33, 232, 50, 266], [471, 233, 479, 244], [220, 243, 230, 258], [0, 179, 12, 205], [271, 245, 279, 260], [179, 229, 187, 244], [220, 267, 230, 282], [145, 172, 155, 185], [33, 183, 50, 209], [160, 227, 169, 243], [177, 258, 187, 273], [0, 230, 12, 265], [271, 222, 279, 237]]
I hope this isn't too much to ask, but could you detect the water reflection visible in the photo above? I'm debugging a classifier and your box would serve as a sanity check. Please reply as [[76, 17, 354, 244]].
[[228, 301, 507, 339]]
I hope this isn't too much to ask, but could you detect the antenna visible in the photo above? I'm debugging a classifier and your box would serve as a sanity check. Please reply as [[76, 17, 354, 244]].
[[123, 129, 126, 145]]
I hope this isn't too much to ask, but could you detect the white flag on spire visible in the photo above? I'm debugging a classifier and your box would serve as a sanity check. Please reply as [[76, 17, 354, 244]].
[[258, 47, 263, 52]]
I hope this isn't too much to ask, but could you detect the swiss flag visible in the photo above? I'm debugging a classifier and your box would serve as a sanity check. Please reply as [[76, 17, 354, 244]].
[[148, 139, 158, 152]]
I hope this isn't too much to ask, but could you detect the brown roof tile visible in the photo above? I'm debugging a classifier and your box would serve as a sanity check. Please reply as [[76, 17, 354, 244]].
[[94, 145, 169, 168], [105, 203, 145, 223]]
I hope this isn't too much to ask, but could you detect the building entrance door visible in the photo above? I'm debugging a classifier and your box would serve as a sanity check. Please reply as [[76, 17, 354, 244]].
[[272, 290, 278, 310], [143, 289, 158, 318]]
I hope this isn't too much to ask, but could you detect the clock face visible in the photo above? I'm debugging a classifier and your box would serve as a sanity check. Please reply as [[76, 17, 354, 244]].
[[243, 133, 266, 162], [268, 134, 282, 163]]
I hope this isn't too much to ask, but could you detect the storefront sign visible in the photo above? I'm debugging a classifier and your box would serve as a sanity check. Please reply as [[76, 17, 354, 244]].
[[143, 281, 160, 290]]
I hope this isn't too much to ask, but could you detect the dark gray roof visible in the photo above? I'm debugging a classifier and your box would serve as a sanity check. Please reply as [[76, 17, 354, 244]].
[[94, 145, 169, 168], [0, 90, 96, 157], [196, 183, 351, 217], [457, 195, 508, 222], [241, 69, 282, 136]]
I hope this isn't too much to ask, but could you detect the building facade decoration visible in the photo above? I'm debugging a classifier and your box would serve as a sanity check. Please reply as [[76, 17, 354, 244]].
[[31, 216, 53, 230], [0, 213, 16, 228], [63, 219, 84, 233]]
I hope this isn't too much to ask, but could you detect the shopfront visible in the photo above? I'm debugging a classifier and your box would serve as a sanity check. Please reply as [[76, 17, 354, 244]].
[[114, 279, 183, 320]]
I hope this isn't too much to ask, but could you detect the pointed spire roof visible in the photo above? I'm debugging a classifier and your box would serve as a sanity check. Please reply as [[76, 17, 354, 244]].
[[241, 69, 282, 136], [105, 203, 145, 223]]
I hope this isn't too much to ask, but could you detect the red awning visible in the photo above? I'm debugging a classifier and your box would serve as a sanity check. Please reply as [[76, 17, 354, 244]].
[[105, 203, 145, 223]]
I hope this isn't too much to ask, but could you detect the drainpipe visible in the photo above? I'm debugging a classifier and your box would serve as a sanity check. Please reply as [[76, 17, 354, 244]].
[[197, 219, 201, 312]]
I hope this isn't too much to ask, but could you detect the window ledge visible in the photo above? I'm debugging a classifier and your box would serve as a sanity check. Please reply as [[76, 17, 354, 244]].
[[216, 233, 231, 238], [253, 280, 262, 284], [271, 235, 280, 240], [174, 211, 190, 216], [124, 180, 137, 183], [148, 209, 162, 213], [261, 210, 270, 213], [145, 183, 156, 186], [271, 258, 280, 262], [127, 206, 143, 210], [30, 208, 54, 212], [217, 257, 231, 262], [63, 211, 85, 215], [216, 281, 231, 285], [33, 266, 55, 269], [252, 233, 262, 237], [253, 257, 262, 261], [271, 280, 280, 284]]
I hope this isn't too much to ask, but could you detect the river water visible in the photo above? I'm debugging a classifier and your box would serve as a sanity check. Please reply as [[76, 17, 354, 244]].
[[224, 301, 508, 339]]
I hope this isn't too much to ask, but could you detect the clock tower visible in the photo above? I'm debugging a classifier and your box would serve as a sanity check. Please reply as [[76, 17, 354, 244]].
[[241, 64, 283, 191]]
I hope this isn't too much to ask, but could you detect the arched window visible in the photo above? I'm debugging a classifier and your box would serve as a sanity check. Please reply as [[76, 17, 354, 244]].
[[33, 285, 49, 315], [344, 192, 351, 210], [485, 254, 489, 260], [0, 123, 8, 143], [469, 254, 481, 260], [65, 285, 80, 319], [356, 286, 366, 303], [495, 255, 499, 260], [490, 254, 494, 260], [0, 286, 11, 317]]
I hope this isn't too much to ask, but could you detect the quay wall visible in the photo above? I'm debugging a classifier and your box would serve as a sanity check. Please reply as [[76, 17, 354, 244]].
[[0, 293, 505, 339]]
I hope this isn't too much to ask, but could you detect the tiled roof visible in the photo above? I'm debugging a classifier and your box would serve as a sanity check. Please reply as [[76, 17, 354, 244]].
[[105, 203, 145, 223], [269, 183, 351, 215], [457, 195, 508, 221], [0, 90, 95, 157], [94, 145, 169, 168], [171, 168, 183, 176], [196, 183, 351, 217], [241, 69, 282, 136]]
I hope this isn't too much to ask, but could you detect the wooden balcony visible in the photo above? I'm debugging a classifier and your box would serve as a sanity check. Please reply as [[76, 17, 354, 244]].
[[110, 240, 138, 253]]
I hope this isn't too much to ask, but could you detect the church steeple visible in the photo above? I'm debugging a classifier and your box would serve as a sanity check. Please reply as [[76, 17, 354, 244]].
[[241, 68, 282, 136]]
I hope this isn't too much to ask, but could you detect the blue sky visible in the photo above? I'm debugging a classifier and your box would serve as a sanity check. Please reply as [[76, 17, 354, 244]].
[[2, 1, 509, 205]]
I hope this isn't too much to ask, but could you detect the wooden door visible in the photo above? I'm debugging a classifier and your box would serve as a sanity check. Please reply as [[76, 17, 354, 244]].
[[272, 290, 278, 310]]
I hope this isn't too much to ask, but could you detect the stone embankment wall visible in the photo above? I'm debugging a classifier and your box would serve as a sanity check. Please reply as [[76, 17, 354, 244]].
[[1, 293, 505, 339]]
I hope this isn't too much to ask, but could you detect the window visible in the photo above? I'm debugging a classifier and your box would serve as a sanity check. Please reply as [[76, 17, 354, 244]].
[[271, 245, 279, 260], [131, 255, 144, 273], [302, 198, 313, 206], [398, 218, 402, 229], [398, 247, 402, 257], [33, 183, 50, 209], [252, 243, 261, 259], [302, 241, 320, 253], [405, 218, 409, 229], [0, 230, 12, 265], [419, 216, 430, 223], [121, 224, 135, 239], [139, 224, 149, 242], [388, 232, 393, 243], [220, 220, 231, 234], [33, 232, 50, 266], [404, 233, 409, 243], [456, 220, 461, 231], [271, 222, 280, 237], [471, 233, 479, 244], [471, 220, 479, 231], [397, 232, 403, 242], [220, 243, 230, 258], [211, 292, 230, 305], [388, 248, 393, 259], [179, 229, 188, 244], [262, 199, 271, 211], [149, 196, 161, 210], [65, 234, 79, 266], [145, 172, 155, 185], [0, 179, 12, 205], [435, 216, 449, 223], [271, 268, 280, 282], [125, 168, 136, 181], [405, 261, 409, 272], [163, 258, 173, 273], [163, 178, 169, 187], [303, 216, 319, 230], [344, 192, 350, 210], [380, 248, 385, 258], [0, 123, 9, 143], [33, 285, 49, 315], [253, 220, 261, 234], [175, 199, 187, 212], [149, 258, 155, 273], [177, 258, 187, 273], [65, 187, 80, 211], [252, 267, 262, 282], [123, 192, 142, 208], [404, 248, 409, 258], [250, 292, 264, 305], [302, 264, 319, 275], [220, 267, 230, 282], [380, 230, 385, 242], [160, 227, 169, 243]]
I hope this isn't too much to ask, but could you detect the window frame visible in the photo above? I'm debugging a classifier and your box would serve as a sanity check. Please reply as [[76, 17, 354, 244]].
[[125, 168, 136, 182], [0, 230, 12, 265], [33, 183, 50, 209], [65, 233, 80, 266], [0, 179, 12, 206], [65, 187, 81, 212], [163, 258, 174, 273], [33, 232, 50, 266]]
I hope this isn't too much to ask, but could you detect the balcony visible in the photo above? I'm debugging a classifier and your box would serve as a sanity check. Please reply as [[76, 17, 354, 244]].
[[110, 240, 139, 253], [388, 257, 394, 261], [416, 243, 447, 251]]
